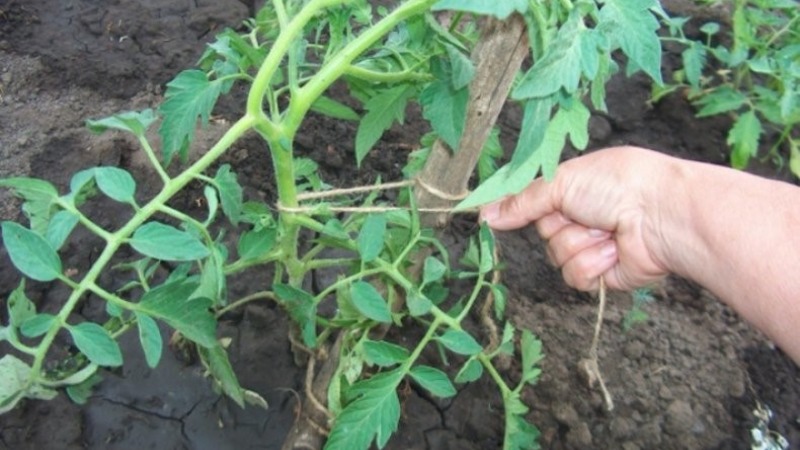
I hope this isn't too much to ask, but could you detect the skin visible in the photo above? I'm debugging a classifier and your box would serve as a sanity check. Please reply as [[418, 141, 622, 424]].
[[480, 146, 800, 365]]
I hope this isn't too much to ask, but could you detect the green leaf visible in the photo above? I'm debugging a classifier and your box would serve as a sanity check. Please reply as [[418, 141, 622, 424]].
[[445, 44, 475, 90], [513, 14, 591, 99], [431, 0, 528, 19], [499, 321, 515, 355], [520, 330, 544, 385], [681, 42, 706, 88], [20, 313, 55, 338], [350, 281, 392, 323], [355, 85, 415, 165], [203, 185, 219, 224], [477, 127, 503, 182], [194, 242, 227, 306], [694, 87, 747, 117], [362, 340, 410, 367], [422, 256, 447, 285], [66, 169, 98, 207], [409, 365, 456, 398], [598, 0, 663, 84], [7, 280, 35, 327], [2, 221, 62, 281], [94, 167, 137, 205], [137, 280, 217, 348], [65, 373, 103, 405], [130, 222, 210, 261], [158, 70, 225, 163], [214, 164, 243, 225], [135, 312, 163, 369], [1, 354, 57, 414], [790, 140, 800, 178], [479, 222, 496, 275], [312, 95, 360, 121], [459, 237, 480, 269], [490, 284, 508, 319], [274, 284, 317, 347], [437, 329, 483, 356], [504, 393, 540, 450], [455, 358, 484, 383], [457, 100, 590, 209], [357, 213, 386, 263], [237, 226, 277, 260], [198, 344, 245, 407], [45, 210, 79, 251], [727, 110, 762, 169], [85, 109, 157, 138], [419, 78, 468, 150], [509, 97, 554, 171], [0, 178, 59, 234], [325, 369, 403, 450], [407, 289, 433, 317], [699, 22, 720, 35], [68, 322, 123, 367]]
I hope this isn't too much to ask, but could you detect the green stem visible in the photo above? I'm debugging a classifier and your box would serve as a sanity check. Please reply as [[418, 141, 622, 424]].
[[314, 267, 386, 304], [138, 135, 170, 184], [306, 257, 360, 270], [157, 204, 215, 247], [216, 290, 278, 317], [54, 200, 113, 242], [28, 115, 254, 380], [224, 251, 282, 275], [6, 327, 38, 355], [247, 0, 346, 119], [478, 353, 512, 396], [765, 14, 799, 48], [284, 0, 438, 136], [344, 65, 433, 84], [85, 281, 139, 311]]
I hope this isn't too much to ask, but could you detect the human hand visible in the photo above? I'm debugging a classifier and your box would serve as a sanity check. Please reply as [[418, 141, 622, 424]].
[[480, 146, 680, 291]]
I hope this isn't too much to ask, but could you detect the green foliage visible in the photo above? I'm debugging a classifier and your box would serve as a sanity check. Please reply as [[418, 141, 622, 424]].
[[659, 0, 800, 174], [67, 322, 123, 367], [86, 109, 156, 138], [355, 85, 416, 165], [409, 365, 457, 397], [622, 287, 655, 331], [159, 70, 228, 163], [129, 222, 210, 261], [350, 281, 393, 323], [325, 369, 403, 450], [2, 221, 62, 282]]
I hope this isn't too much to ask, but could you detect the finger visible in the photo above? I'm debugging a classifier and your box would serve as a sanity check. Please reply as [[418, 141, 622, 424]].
[[545, 224, 612, 267], [560, 241, 618, 291], [535, 212, 573, 240], [479, 177, 559, 230]]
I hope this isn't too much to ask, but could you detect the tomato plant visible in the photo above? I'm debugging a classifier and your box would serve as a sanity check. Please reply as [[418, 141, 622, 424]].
[[657, 0, 799, 175], [0, 1, 665, 448]]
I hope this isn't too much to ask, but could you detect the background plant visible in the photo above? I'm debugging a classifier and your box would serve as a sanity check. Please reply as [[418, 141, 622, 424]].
[[656, 0, 799, 175], [0, 1, 666, 449]]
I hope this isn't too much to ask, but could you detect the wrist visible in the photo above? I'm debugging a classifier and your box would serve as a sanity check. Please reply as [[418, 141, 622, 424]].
[[641, 154, 707, 280]]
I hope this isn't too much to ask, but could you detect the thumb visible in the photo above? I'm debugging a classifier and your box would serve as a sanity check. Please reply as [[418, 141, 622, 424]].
[[479, 178, 559, 230]]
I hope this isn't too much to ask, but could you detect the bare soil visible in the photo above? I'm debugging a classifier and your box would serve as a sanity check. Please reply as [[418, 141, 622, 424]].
[[1, 1, 798, 449]]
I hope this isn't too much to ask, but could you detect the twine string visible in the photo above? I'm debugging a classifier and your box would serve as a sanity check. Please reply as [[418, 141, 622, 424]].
[[278, 177, 474, 214]]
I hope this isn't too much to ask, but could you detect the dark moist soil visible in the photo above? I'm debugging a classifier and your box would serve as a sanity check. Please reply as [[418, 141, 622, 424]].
[[1, 1, 799, 449]]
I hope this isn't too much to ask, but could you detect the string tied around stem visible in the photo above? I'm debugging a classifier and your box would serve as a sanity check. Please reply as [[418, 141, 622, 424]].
[[275, 177, 474, 214]]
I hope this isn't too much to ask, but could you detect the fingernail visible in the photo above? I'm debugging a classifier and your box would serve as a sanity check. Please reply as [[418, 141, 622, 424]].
[[588, 228, 609, 238], [600, 241, 617, 258], [481, 202, 500, 223]]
